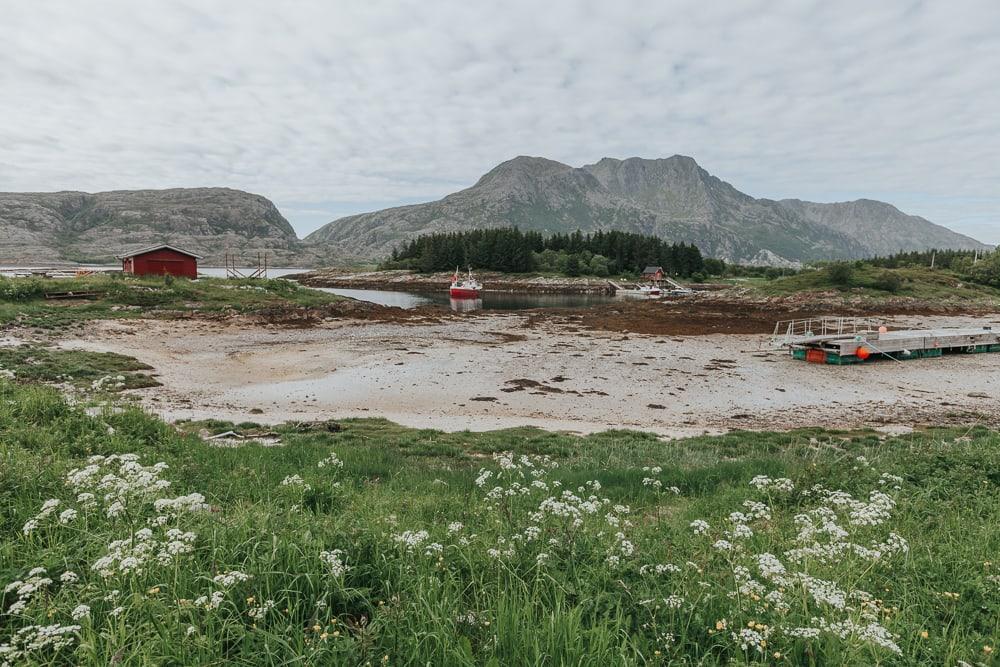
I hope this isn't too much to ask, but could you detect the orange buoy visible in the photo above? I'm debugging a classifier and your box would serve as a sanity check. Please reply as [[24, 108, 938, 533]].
[[856, 346, 871, 360]]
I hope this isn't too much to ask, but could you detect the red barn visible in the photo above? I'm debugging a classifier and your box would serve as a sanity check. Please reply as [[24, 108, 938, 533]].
[[117, 244, 201, 279], [641, 265, 665, 281]]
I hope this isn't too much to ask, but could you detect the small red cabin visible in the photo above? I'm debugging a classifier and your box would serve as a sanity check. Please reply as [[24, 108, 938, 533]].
[[117, 244, 201, 279], [641, 265, 665, 281]]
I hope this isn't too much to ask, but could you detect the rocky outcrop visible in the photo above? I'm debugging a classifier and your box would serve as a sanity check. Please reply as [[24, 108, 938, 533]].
[[0, 188, 331, 266]]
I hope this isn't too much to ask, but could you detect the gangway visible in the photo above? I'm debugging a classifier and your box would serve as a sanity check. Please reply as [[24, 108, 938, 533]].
[[770, 316, 881, 348]]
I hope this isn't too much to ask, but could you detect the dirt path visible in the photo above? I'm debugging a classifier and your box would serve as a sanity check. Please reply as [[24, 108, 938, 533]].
[[57, 311, 1000, 437]]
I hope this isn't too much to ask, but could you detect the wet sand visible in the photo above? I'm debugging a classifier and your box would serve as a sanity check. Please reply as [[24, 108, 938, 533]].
[[57, 311, 1000, 437]]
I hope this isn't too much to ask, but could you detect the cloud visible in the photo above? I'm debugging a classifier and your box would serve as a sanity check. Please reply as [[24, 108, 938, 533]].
[[1, 0, 998, 241]]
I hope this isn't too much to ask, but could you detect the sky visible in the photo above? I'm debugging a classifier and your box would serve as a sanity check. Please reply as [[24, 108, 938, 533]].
[[1, 0, 998, 242]]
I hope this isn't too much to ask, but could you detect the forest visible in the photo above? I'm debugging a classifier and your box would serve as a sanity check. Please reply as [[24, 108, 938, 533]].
[[384, 228, 705, 277]]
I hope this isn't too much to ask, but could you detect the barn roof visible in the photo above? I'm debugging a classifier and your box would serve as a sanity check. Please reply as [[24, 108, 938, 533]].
[[642, 265, 664, 274], [115, 243, 203, 260]]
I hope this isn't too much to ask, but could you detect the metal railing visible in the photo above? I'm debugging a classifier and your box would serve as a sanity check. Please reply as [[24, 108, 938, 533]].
[[770, 317, 881, 348]]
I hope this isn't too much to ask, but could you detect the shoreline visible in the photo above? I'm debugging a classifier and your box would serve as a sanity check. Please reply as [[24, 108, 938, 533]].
[[52, 311, 1000, 438], [290, 269, 619, 294]]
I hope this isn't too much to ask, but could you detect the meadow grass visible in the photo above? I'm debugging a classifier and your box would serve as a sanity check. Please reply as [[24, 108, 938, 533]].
[[0, 275, 342, 330], [753, 265, 1000, 305], [1, 384, 998, 665], [0, 345, 159, 391]]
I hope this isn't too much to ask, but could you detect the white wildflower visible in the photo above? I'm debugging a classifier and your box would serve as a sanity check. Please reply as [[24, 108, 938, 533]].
[[320, 550, 349, 577], [690, 519, 710, 534], [212, 571, 252, 588], [317, 453, 344, 468]]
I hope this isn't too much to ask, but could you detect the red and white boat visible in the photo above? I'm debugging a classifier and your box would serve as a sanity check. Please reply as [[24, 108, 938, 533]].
[[449, 268, 482, 299]]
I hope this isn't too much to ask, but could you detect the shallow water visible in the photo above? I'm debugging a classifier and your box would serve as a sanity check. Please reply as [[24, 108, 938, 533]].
[[314, 287, 627, 311]]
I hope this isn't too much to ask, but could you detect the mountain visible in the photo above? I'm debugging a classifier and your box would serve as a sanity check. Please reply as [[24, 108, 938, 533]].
[[307, 156, 987, 265], [0, 162, 986, 268], [0, 188, 325, 266]]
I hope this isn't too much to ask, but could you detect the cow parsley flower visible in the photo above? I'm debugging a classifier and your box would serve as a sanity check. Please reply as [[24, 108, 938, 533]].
[[280, 475, 310, 490], [317, 453, 344, 469], [690, 519, 710, 534], [213, 571, 252, 587], [320, 550, 349, 577]]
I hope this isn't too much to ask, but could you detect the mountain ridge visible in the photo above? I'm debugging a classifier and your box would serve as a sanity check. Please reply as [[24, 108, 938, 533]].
[[0, 157, 988, 268], [307, 155, 987, 265], [0, 187, 328, 266]]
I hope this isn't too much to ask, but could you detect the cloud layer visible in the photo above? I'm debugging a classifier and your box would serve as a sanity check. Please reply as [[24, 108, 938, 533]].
[[1, 0, 998, 240]]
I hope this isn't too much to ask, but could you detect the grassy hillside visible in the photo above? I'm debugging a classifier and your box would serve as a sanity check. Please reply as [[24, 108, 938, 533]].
[[0, 275, 342, 330], [1, 376, 998, 664], [753, 264, 1000, 305]]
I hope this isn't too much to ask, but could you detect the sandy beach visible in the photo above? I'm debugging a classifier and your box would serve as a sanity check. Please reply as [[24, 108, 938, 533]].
[[57, 311, 1000, 436]]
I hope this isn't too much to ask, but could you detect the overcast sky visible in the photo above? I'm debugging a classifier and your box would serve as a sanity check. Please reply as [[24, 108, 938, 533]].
[[2, 0, 998, 242]]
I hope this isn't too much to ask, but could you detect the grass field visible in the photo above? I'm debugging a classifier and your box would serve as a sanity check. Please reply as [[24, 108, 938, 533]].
[[0, 345, 159, 392], [0, 275, 342, 331], [1, 377, 998, 665], [753, 265, 1000, 305]]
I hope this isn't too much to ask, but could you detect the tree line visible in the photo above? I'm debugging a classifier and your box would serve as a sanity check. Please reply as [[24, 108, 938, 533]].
[[384, 228, 705, 277]]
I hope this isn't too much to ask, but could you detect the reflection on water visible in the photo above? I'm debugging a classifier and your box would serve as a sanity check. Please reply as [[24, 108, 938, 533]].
[[315, 287, 436, 308], [315, 287, 622, 311], [449, 297, 483, 312]]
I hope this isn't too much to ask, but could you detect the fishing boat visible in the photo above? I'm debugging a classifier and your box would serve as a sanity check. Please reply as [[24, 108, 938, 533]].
[[449, 268, 482, 299], [610, 282, 662, 297]]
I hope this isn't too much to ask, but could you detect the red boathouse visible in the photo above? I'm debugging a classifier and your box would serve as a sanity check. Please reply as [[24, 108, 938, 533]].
[[118, 244, 202, 279]]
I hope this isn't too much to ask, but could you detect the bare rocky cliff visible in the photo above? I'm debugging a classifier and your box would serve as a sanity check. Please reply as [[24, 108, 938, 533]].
[[0, 188, 328, 266]]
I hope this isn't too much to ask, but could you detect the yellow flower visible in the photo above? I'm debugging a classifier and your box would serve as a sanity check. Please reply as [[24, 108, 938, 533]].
[[333, 631, 340, 637], [984, 645, 993, 654], [313, 624, 321, 632], [773, 652, 781, 659], [147, 586, 160, 595], [715, 620, 726, 631], [246, 596, 255, 604], [920, 630, 928, 639]]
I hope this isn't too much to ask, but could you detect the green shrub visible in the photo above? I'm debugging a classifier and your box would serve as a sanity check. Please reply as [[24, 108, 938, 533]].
[[872, 270, 903, 293], [0, 277, 45, 301], [826, 262, 854, 287]]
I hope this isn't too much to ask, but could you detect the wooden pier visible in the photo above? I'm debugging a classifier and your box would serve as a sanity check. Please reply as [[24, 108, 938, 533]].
[[788, 325, 1000, 364]]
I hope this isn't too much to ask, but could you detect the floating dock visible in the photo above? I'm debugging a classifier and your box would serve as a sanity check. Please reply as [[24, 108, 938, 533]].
[[788, 326, 1000, 365]]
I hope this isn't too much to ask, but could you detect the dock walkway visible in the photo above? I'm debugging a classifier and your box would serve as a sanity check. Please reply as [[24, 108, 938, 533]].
[[790, 326, 1000, 364]]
